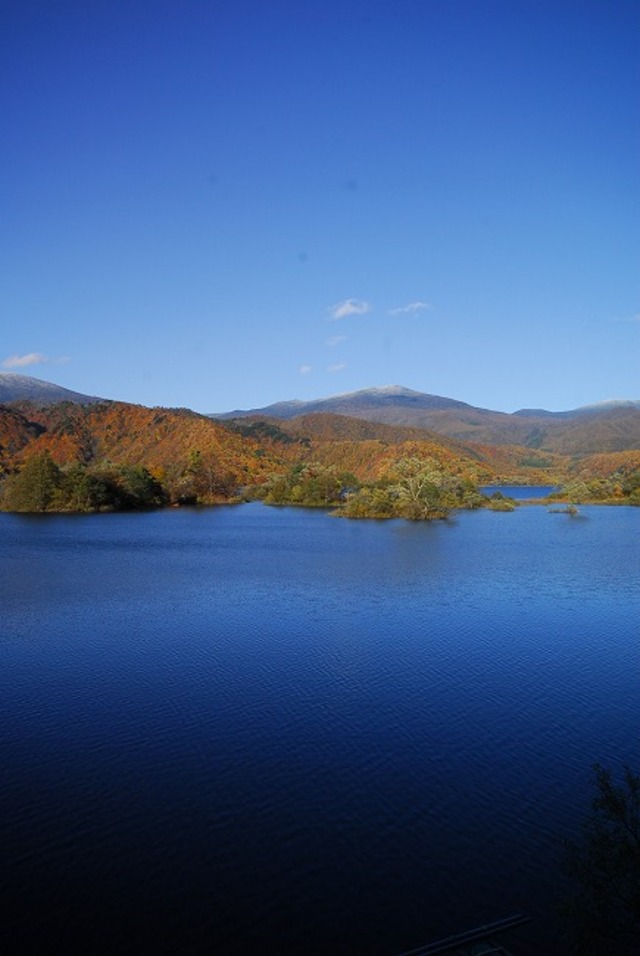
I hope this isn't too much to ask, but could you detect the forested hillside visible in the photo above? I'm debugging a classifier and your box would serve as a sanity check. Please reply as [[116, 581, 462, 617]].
[[0, 401, 286, 511], [1, 399, 639, 514], [264, 413, 568, 484]]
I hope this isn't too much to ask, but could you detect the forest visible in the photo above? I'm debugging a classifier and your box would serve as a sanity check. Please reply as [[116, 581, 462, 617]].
[[1, 399, 639, 516]]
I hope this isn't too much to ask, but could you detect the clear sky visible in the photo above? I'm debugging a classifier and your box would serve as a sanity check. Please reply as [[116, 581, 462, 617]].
[[2, 0, 638, 413]]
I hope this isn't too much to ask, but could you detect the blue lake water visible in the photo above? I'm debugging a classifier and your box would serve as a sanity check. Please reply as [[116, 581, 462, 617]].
[[481, 485, 557, 499], [1, 502, 638, 954]]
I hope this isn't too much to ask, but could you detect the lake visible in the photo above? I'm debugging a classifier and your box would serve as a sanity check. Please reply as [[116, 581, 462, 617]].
[[481, 485, 557, 499], [1, 502, 638, 954]]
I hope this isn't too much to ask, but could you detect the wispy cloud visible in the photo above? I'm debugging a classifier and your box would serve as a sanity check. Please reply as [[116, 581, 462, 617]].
[[327, 363, 347, 373], [388, 300, 432, 316], [2, 352, 70, 369], [3, 352, 49, 369], [299, 364, 312, 375], [328, 298, 370, 320], [326, 335, 347, 347]]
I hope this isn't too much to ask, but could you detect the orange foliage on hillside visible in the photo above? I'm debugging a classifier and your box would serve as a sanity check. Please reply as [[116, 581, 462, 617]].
[[263, 417, 567, 485], [4, 400, 613, 510], [8, 401, 287, 497], [570, 450, 640, 479], [254, 412, 568, 484], [0, 406, 44, 471]]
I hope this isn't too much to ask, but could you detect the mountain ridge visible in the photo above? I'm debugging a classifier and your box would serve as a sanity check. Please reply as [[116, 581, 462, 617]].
[[215, 385, 481, 419], [213, 384, 640, 421], [3, 375, 640, 456], [0, 372, 102, 406], [211, 385, 640, 454], [3, 373, 637, 420]]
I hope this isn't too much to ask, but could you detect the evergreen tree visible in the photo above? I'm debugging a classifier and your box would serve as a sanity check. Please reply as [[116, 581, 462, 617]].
[[2, 451, 62, 512]]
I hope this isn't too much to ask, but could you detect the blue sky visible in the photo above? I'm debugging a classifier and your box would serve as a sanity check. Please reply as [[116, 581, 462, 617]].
[[2, 0, 638, 413]]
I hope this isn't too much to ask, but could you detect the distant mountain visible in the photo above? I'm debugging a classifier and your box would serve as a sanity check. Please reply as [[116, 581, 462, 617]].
[[215, 385, 481, 420], [0, 373, 102, 406], [214, 385, 640, 455], [514, 399, 640, 419]]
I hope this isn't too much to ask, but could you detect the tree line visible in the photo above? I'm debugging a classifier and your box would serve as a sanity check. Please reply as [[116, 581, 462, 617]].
[[254, 456, 494, 519], [1, 452, 168, 512], [0, 451, 500, 517], [7, 447, 640, 517]]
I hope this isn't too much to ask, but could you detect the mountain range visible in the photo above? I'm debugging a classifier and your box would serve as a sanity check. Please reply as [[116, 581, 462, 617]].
[[3, 374, 640, 456], [214, 385, 640, 455], [216, 383, 640, 420]]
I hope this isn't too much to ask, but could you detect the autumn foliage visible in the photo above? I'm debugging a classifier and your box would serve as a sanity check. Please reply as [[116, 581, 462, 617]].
[[0, 401, 286, 511], [1, 399, 639, 513]]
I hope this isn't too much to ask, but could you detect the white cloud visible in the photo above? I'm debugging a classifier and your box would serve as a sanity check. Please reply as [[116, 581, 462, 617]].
[[2, 352, 49, 369], [299, 364, 312, 375], [326, 335, 347, 347], [328, 298, 370, 320], [2, 352, 70, 369], [327, 363, 347, 373], [388, 301, 432, 316]]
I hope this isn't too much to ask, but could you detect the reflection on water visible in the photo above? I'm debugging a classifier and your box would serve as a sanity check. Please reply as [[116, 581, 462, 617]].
[[0, 502, 637, 954]]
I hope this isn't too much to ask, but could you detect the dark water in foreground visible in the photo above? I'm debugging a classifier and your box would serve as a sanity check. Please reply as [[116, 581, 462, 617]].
[[1, 503, 638, 955]]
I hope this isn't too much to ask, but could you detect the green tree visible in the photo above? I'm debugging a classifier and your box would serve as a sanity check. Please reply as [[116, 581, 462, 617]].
[[342, 485, 395, 518], [561, 764, 640, 954], [187, 449, 236, 502], [341, 461, 482, 520], [153, 460, 198, 505], [1, 451, 62, 512], [295, 464, 342, 505], [62, 462, 109, 512], [621, 470, 640, 504], [389, 456, 450, 519], [260, 471, 291, 505], [260, 463, 343, 507], [116, 466, 168, 508], [485, 490, 516, 512]]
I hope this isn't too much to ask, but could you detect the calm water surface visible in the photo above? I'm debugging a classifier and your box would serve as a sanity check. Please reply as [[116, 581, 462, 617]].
[[481, 485, 557, 499], [1, 503, 638, 954]]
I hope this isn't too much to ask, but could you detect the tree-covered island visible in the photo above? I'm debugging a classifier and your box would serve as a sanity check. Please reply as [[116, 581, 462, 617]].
[[253, 457, 490, 519]]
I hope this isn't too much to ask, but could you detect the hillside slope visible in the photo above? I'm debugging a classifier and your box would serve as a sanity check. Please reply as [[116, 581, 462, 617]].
[[0, 373, 102, 405], [4, 401, 286, 502], [0, 406, 45, 472], [235, 412, 567, 484]]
